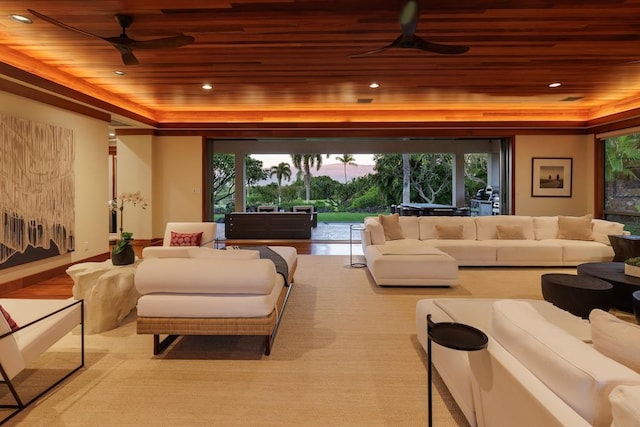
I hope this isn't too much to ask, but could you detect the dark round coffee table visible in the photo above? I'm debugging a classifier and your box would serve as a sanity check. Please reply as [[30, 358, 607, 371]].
[[577, 262, 640, 313], [541, 273, 612, 318]]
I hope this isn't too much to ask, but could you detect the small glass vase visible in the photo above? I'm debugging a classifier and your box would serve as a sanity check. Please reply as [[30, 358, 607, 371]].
[[111, 244, 135, 266]]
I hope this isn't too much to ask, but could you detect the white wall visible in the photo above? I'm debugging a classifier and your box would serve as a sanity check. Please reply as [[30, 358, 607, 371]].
[[116, 135, 153, 239], [151, 135, 203, 238], [0, 90, 109, 284], [514, 134, 594, 216]]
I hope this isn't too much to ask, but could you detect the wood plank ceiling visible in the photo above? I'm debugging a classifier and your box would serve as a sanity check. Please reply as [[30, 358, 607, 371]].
[[2, 0, 640, 125]]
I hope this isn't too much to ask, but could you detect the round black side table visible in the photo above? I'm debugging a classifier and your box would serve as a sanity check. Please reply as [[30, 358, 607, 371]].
[[427, 314, 488, 427], [633, 290, 640, 324]]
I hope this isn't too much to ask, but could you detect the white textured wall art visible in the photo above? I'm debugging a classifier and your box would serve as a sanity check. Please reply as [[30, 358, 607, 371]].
[[0, 113, 75, 268]]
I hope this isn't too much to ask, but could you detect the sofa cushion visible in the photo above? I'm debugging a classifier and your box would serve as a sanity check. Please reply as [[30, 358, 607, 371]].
[[533, 216, 559, 240], [436, 224, 464, 239], [609, 385, 640, 427], [170, 231, 203, 247], [559, 239, 614, 265], [476, 215, 535, 240], [558, 215, 594, 241], [492, 300, 640, 427], [135, 258, 277, 295], [487, 240, 563, 265], [379, 214, 404, 240], [419, 217, 476, 240], [364, 217, 386, 245], [592, 219, 626, 246], [590, 309, 640, 374], [496, 225, 526, 240]]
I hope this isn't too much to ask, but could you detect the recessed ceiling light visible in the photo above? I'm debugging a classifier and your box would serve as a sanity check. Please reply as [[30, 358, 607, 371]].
[[202, 83, 213, 90], [9, 14, 32, 24], [369, 82, 380, 89], [548, 82, 561, 88], [113, 70, 126, 76]]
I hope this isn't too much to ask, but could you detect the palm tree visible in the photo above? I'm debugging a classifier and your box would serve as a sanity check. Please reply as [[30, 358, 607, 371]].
[[402, 153, 411, 204], [291, 154, 323, 202], [605, 134, 640, 181], [269, 162, 292, 205], [335, 154, 357, 183]]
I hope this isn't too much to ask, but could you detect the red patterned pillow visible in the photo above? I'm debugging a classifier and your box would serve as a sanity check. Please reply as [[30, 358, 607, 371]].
[[0, 305, 19, 331], [170, 231, 203, 247]]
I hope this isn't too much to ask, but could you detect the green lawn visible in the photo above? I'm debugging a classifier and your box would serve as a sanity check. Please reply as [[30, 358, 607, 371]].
[[316, 212, 385, 223]]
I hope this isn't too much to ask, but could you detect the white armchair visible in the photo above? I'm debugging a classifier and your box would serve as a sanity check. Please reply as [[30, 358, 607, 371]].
[[0, 298, 84, 423], [162, 222, 217, 248]]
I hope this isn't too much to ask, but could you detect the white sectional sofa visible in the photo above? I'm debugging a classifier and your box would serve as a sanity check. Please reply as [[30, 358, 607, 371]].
[[361, 214, 626, 274], [416, 298, 640, 427]]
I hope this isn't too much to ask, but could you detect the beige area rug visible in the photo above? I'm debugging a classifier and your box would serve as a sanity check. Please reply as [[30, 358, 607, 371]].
[[4, 257, 579, 426]]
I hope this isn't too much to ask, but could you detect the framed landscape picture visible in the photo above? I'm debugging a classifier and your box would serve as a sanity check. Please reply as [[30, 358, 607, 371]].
[[531, 157, 573, 197]]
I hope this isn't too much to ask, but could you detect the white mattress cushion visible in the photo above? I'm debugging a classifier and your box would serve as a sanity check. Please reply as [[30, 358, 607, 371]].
[[609, 385, 640, 427], [137, 279, 284, 318], [135, 258, 276, 295], [475, 215, 535, 240], [492, 300, 640, 427], [143, 246, 260, 260]]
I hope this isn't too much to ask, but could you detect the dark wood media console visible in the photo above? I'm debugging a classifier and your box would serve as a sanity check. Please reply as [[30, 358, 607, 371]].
[[224, 212, 312, 239]]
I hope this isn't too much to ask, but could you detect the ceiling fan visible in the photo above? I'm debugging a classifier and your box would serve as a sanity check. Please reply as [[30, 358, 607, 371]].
[[350, 0, 469, 58], [27, 9, 195, 66]]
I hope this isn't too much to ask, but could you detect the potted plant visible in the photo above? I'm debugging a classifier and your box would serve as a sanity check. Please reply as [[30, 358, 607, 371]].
[[112, 231, 135, 265], [624, 257, 640, 278], [109, 191, 147, 266]]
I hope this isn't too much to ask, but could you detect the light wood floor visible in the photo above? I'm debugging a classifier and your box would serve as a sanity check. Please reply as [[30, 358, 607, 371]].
[[1, 242, 355, 300]]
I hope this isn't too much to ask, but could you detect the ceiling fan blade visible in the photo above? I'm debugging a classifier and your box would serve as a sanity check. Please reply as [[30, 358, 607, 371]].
[[399, 0, 419, 36], [414, 36, 470, 54], [124, 35, 195, 50], [120, 51, 139, 66], [28, 9, 105, 42], [349, 36, 402, 58]]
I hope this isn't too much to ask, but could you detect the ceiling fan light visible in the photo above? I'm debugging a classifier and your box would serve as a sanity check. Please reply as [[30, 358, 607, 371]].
[[9, 14, 32, 24]]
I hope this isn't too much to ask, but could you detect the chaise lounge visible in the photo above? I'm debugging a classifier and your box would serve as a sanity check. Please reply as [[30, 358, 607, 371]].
[[135, 222, 297, 355]]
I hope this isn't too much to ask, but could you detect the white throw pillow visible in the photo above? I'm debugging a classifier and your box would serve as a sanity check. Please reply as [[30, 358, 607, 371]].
[[591, 219, 626, 245], [590, 309, 640, 374], [491, 300, 640, 427]]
